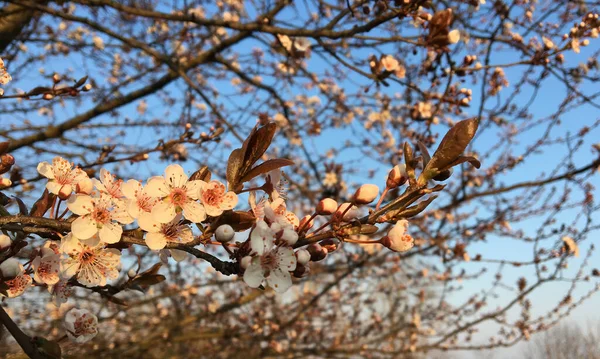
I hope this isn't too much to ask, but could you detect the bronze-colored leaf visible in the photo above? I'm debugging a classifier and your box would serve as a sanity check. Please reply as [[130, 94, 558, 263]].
[[447, 155, 481, 169], [360, 224, 380, 235], [417, 141, 431, 169], [74, 75, 88, 88], [138, 262, 162, 277], [0, 142, 8, 155], [34, 337, 62, 359], [27, 86, 51, 96], [29, 189, 56, 217], [213, 210, 256, 232], [13, 196, 27, 215], [131, 274, 166, 287], [190, 166, 211, 182], [380, 195, 438, 222], [239, 158, 294, 184], [226, 148, 243, 192], [105, 295, 129, 306], [242, 122, 277, 168], [422, 118, 478, 181]]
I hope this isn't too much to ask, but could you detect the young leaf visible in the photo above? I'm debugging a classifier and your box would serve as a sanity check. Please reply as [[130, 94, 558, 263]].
[[29, 189, 56, 217], [189, 165, 211, 182], [226, 148, 244, 192], [213, 210, 256, 232], [239, 158, 294, 184]]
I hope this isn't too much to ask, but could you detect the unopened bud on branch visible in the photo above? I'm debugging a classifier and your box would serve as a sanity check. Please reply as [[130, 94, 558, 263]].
[[387, 164, 407, 188], [307, 243, 327, 262], [353, 184, 379, 205], [215, 224, 235, 243], [316, 198, 338, 215]]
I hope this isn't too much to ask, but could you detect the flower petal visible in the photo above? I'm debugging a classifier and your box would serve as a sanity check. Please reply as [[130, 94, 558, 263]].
[[182, 201, 206, 223], [221, 192, 238, 211], [67, 195, 94, 216], [185, 180, 204, 199], [138, 212, 161, 232], [152, 201, 177, 223], [37, 162, 55, 179], [71, 216, 98, 240], [267, 268, 293, 293], [250, 221, 274, 256], [146, 232, 167, 250], [164, 164, 188, 188], [169, 249, 187, 262], [145, 176, 169, 198], [277, 247, 297, 272], [46, 181, 62, 195], [243, 261, 265, 288], [121, 179, 142, 199], [99, 222, 122, 244]]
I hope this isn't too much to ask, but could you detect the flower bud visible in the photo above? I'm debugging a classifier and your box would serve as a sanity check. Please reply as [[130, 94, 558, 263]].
[[215, 224, 235, 243], [319, 238, 340, 253], [316, 198, 338, 215], [387, 164, 407, 188], [353, 184, 379, 205], [58, 184, 73, 200], [281, 228, 298, 246], [0, 176, 11, 189], [240, 256, 252, 269], [295, 249, 311, 265], [83, 84, 92, 91], [293, 263, 310, 278], [127, 269, 137, 278], [298, 215, 314, 230], [335, 202, 360, 221], [0, 258, 22, 279], [75, 177, 93, 195], [380, 220, 414, 252], [307, 243, 327, 262], [0, 234, 11, 250], [448, 29, 461, 44]]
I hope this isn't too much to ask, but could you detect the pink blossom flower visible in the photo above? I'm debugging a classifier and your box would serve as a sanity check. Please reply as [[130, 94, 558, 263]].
[[121, 179, 158, 223], [0, 258, 32, 298], [32, 247, 61, 286], [64, 308, 98, 343], [37, 157, 89, 198], [198, 180, 237, 217], [48, 280, 73, 307], [145, 164, 206, 223], [139, 213, 193, 250], [243, 220, 297, 293], [92, 168, 124, 200], [59, 233, 121, 287], [67, 194, 133, 244], [381, 220, 414, 252]]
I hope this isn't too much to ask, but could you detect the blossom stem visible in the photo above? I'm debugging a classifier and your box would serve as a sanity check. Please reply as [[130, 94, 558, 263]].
[[342, 237, 381, 245], [54, 199, 63, 219], [310, 220, 332, 236], [375, 187, 389, 211]]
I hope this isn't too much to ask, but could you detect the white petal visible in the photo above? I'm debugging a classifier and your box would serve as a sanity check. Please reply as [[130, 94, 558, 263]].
[[185, 180, 204, 199], [250, 221, 274, 256], [121, 179, 142, 199], [99, 223, 122, 244], [169, 249, 187, 262], [152, 201, 177, 223], [60, 260, 81, 280], [46, 181, 62, 195], [267, 268, 293, 293], [138, 212, 161, 233], [60, 233, 83, 255], [243, 261, 265, 288], [145, 176, 169, 197], [277, 247, 297, 271], [146, 233, 167, 250], [182, 201, 206, 223], [37, 162, 55, 179], [164, 164, 188, 188], [71, 216, 98, 240], [67, 195, 94, 216]]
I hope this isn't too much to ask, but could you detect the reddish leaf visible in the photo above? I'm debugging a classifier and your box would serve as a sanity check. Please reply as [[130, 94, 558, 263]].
[[29, 189, 56, 217], [239, 158, 294, 183]]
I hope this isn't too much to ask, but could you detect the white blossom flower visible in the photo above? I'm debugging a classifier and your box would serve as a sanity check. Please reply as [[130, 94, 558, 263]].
[[121, 179, 158, 223], [380, 55, 399, 72], [32, 247, 61, 285], [381, 219, 414, 252], [323, 172, 338, 187], [64, 308, 98, 343], [37, 157, 89, 198], [92, 168, 124, 201], [265, 198, 299, 228], [159, 248, 188, 263], [145, 164, 206, 223], [0, 57, 12, 85], [243, 220, 297, 293], [0, 258, 32, 298], [198, 180, 238, 217], [139, 213, 193, 250], [59, 233, 121, 287], [67, 194, 132, 244], [48, 280, 73, 306]]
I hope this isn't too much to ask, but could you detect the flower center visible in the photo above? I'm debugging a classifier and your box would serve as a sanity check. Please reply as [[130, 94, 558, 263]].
[[92, 207, 111, 224], [161, 223, 179, 241], [79, 250, 95, 264], [74, 315, 96, 336], [169, 188, 187, 207], [202, 184, 225, 206], [137, 196, 155, 212], [260, 251, 279, 271]]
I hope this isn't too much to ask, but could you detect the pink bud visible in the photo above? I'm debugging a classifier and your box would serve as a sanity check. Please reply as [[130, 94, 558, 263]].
[[0, 177, 11, 189], [387, 164, 407, 189], [381, 220, 414, 252], [316, 198, 338, 215], [281, 228, 298, 246], [295, 249, 311, 265], [293, 263, 310, 278], [215, 224, 235, 243], [307, 243, 327, 262], [0, 234, 11, 250], [320, 238, 340, 253], [0, 258, 21, 279], [353, 184, 379, 204], [75, 177, 93, 195], [58, 184, 73, 200]]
